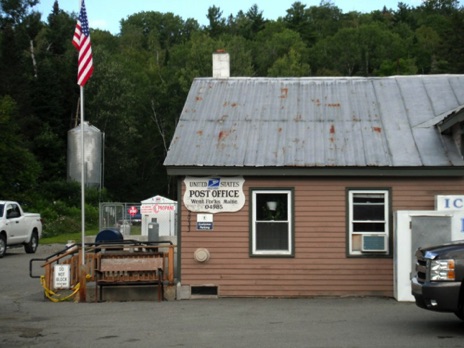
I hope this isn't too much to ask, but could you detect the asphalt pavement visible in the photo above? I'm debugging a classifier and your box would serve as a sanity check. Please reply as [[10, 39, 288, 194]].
[[0, 243, 463, 348]]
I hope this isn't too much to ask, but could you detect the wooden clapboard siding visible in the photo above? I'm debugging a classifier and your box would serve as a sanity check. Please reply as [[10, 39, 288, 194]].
[[180, 176, 464, 298]]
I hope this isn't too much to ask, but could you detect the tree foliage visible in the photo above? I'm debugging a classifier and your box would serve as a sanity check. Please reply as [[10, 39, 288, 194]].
[[0, 95, 41, 198], [1, 0, 464, 234]]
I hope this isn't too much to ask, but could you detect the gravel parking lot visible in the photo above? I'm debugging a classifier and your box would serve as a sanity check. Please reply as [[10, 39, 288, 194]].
[[0, 243, 463, 347]]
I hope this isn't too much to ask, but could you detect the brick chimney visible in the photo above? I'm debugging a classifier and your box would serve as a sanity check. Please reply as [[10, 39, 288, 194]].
[[213, 50, 230, 78]]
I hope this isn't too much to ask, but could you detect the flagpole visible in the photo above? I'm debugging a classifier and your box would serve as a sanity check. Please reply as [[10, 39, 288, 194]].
[[79, 85, 87, 303], [80, 86, 85, 266], [74, 0, 92, 302], [78, 14, 84, 273]]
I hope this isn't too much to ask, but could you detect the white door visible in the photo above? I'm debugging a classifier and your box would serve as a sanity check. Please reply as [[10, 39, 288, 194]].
[[5, 203, 25, 243]]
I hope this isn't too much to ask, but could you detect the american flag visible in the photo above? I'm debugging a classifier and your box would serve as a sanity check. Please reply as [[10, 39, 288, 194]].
[[72, 0, 93, 86]]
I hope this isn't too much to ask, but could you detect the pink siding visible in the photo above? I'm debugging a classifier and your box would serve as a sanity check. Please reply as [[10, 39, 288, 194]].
[[180, 176, 464, 297]]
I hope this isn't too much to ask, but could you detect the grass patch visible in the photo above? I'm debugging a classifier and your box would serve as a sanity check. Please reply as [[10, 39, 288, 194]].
[[40, 229, 98, 244], [40, 225, 141, 244]]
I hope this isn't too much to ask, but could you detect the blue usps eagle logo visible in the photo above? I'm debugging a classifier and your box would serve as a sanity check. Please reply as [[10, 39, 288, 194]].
[[207, 178, 220, 189]]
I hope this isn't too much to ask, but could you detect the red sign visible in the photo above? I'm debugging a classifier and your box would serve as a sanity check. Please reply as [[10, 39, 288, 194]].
[[128, 206, 138, 216], [140, 204, 176, 214]]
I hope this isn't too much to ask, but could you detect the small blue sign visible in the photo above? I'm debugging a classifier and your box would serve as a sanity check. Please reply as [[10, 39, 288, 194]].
[[197, 222, 214, 230]]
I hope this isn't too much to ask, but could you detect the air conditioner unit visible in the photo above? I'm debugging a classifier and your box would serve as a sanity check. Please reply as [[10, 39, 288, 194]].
[[361, 234, 387, 252]]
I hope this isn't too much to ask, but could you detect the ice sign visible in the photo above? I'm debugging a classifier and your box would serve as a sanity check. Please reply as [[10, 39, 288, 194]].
[[435, 195, 464, 211]]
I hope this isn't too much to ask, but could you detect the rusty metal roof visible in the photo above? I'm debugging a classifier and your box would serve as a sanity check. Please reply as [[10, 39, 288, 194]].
[[164, 75, 464, 174]]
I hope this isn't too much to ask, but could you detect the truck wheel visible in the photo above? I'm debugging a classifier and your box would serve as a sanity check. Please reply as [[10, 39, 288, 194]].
[[24, 231, 38, 254], [0, 234, 6, 258]]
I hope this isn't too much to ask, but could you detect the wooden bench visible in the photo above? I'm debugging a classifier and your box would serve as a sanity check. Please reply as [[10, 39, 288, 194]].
[[95, 253, 164, 302]]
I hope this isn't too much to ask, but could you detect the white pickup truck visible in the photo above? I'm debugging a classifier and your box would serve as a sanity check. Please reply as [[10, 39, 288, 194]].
[[0, 201, 42, 258]]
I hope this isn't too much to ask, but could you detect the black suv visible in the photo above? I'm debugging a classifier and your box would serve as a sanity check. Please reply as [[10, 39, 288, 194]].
[[411, 240, 464, 321]]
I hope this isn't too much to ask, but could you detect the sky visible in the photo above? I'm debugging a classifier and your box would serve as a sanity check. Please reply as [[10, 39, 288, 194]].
[[34, 0, 450, 34]]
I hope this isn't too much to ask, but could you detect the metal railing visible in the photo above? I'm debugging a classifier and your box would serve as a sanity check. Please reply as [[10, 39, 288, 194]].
[[30, 240, 176, 301]]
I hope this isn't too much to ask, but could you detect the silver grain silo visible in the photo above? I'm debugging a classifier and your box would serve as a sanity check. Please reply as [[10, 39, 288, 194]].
[[67, 122, 103, 188]]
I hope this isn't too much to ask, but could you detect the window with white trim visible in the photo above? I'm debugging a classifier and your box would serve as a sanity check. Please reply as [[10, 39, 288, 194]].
[[251, 189, 293, 256], [348, 190, 390, 256]]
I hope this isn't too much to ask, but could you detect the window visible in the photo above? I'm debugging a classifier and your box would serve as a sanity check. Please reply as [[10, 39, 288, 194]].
[[251, 189, 293, 256], [6, 204, 20, 219], [348, 190, 390, 256]]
